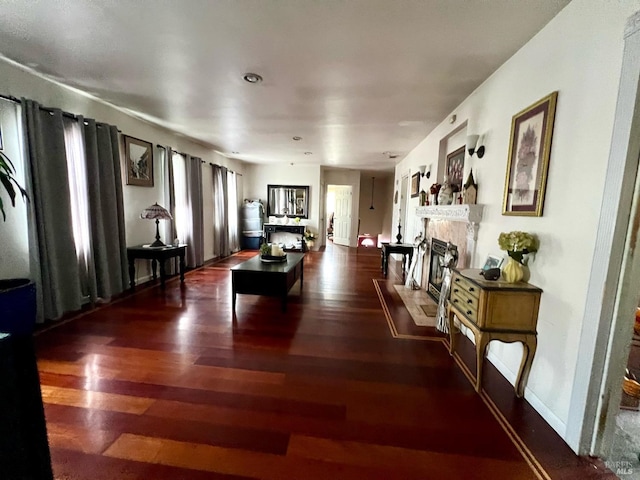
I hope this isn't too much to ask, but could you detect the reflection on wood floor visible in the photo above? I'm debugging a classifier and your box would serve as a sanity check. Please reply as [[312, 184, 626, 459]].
[[34, 243, 613, 479]]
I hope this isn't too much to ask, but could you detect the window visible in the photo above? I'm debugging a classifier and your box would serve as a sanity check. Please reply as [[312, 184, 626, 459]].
[[63, 118, 91, 294]]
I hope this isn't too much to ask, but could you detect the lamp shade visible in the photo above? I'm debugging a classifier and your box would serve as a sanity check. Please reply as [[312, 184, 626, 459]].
[[140, 203, 172, 247], [140, 203, 173, 220], [466, 134, 479, 156]]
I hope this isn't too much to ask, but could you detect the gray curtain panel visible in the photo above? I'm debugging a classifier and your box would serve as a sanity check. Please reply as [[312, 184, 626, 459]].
[[212, 164, 229, 258], [185, 155, 204, 267], [22, 99, 82, 321], [81, 117, 128, 301]]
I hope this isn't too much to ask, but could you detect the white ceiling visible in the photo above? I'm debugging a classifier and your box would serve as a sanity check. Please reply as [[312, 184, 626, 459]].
[[0, 0, 570, 171]]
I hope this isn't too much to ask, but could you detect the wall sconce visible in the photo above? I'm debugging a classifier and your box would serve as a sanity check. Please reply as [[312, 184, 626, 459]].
[[418, 164, 431, 179], [466, 134, 485, 158]]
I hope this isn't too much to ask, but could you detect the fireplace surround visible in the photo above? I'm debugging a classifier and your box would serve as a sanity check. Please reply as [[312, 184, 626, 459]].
[[416, 204, 484, 293]]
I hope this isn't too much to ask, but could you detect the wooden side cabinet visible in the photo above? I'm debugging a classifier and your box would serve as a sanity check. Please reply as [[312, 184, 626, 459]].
[[447, 268, 542, 397]]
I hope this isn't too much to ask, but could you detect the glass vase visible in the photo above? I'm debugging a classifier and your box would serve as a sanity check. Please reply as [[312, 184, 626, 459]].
[[502, 257, 524, 283]]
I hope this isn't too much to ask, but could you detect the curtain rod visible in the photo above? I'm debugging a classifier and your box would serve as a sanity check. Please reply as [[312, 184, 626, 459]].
[[157, 144, 241, 175], [1, 93, 122, 131], [209, 162, 242, 176], [0, 93, 20, 104]]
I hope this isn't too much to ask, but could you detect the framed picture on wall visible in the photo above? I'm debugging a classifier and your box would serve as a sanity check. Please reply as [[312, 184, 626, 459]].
[[124, 135, 154, 187], [410, 172, 420, 198], [446, 146, 465, 191], [502, 91, 558, 216]]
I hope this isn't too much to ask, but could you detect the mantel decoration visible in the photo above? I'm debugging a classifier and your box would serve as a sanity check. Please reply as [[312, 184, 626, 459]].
[[429, 182, 441, 205], [125, 135, 154, 187], [462, 169, 478, 205], [498, 231, 539, 283], [502, 91, 558, 216]]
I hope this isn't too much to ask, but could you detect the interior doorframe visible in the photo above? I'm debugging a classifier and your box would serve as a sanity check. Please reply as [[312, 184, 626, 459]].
[[566, 10, 640, 456]]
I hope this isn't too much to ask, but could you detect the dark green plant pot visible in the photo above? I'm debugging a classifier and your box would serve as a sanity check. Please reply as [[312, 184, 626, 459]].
[[0, 279, 36, 336]]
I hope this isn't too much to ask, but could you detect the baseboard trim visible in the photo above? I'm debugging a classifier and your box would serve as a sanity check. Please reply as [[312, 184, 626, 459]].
[[486, 350, 567, 439]]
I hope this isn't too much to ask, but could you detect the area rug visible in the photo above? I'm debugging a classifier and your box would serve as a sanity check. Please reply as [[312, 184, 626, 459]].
[[421, 304, 438, 317], [373, 279, 445, 341], [392, 284, 437, 327]]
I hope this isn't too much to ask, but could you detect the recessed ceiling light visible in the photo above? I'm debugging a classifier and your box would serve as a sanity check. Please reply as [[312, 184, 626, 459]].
[[243, 73, 263, 84], [292, 136, 302, 141], [232, 151, 239, 154], [382, 151, 390, 155], [304, 152, 313, 155]]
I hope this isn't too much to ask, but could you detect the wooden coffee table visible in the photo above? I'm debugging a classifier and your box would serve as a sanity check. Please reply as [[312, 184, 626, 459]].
[[230, 253, 305, 313]]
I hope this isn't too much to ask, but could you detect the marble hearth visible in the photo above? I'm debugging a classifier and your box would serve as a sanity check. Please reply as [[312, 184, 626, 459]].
[[415, 205, 484, 290]]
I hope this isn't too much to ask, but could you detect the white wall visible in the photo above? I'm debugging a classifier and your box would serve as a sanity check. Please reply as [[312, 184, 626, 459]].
[[0, 58, 245, 282], [394, 0, 640, 445]]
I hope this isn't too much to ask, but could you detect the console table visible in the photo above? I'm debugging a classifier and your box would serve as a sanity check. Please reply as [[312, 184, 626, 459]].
[[447, 268, 542, 398], [380, 242, 414, 281], [263, 223, 307, 251], [127, 244, 187, 289]]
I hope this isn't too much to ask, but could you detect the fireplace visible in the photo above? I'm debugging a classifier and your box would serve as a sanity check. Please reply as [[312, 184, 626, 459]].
[[427, 238, 457, 302]]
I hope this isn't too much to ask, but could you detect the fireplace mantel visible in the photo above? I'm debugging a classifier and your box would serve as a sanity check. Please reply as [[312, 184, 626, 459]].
[[415, 204, 484, 224]]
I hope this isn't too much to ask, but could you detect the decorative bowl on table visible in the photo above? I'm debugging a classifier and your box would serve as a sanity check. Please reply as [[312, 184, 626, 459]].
[[260, 254, 287, 263]]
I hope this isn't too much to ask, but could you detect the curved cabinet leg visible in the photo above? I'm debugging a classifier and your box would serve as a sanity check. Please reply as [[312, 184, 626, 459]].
[[475, 333, 490, 393], [515, 335, 537, 398]]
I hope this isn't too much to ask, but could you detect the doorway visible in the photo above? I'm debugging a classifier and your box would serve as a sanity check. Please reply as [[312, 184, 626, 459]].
[[326, 184, 352, 247], [570, 9, 640, 468]]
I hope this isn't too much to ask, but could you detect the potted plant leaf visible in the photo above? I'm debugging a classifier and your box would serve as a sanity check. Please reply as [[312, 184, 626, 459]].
[[0, 150, 35, 336]]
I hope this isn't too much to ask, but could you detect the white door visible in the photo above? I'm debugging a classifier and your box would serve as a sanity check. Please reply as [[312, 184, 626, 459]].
[[332, 185, 352, 246]]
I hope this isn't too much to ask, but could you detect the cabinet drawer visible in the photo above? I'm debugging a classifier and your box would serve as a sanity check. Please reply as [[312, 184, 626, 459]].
[[452, 273, 480, 300], [450, 291, 478, 323]]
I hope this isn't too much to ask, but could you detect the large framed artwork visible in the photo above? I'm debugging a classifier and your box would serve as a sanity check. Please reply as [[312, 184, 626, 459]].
[[502, 91, 558, 216], [446, 146, 465, 191], [124, 135, 154, 187], [410, 172, 420, 198]]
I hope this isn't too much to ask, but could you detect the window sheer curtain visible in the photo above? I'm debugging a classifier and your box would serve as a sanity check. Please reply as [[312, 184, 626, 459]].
[[227, 169, 239, 253], [160, 146, 178, 274], [211, 164, 229, 258], [23, 99, 127, 322]]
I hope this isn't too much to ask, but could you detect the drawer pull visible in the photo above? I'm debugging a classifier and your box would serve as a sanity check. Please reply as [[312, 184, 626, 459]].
[[453, 288, 459, 293], [468, 287, 475, 292], [467, 310, 472, 315], [454, 278, 460, 283], [453, 299, 459, 304], [467, 299, 473, 304]]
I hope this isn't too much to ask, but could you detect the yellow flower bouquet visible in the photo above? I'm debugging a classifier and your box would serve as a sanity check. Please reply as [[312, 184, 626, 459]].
[[498, 231, 538, 265]]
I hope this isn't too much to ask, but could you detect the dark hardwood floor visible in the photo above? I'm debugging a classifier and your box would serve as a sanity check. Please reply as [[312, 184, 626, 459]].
[[32, 244, 614, 479]]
